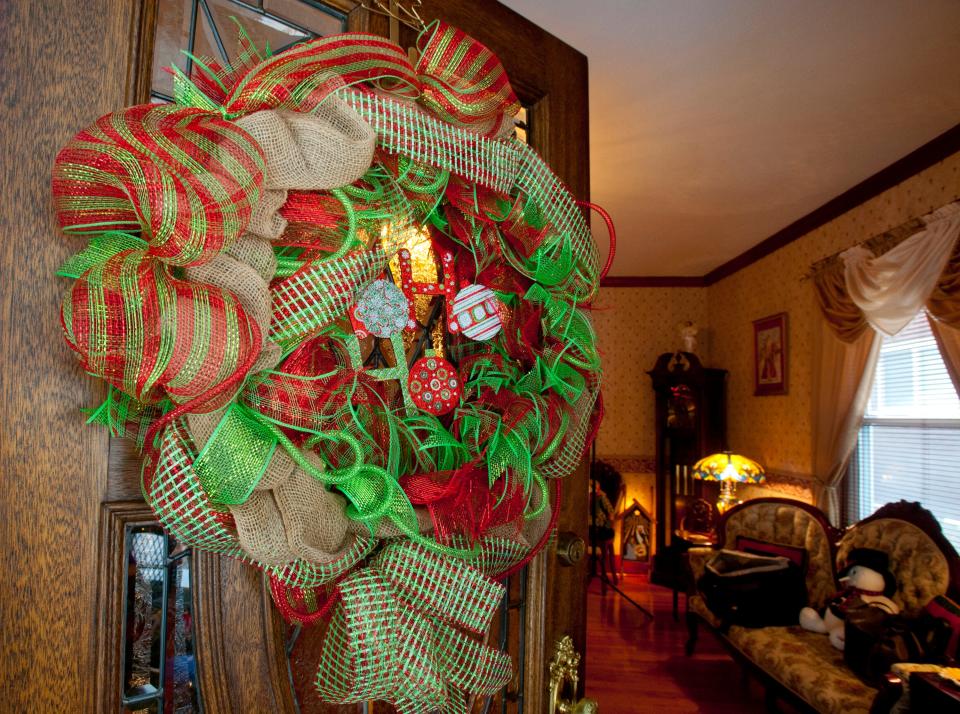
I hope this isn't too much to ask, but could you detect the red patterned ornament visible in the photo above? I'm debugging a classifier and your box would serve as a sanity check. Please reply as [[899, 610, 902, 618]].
[[408, 356, 461, 415]]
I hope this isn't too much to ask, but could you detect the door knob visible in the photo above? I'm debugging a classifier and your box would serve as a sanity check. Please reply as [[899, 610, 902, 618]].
[[555, 531, 585, 566], [549, 635, 598, 713]]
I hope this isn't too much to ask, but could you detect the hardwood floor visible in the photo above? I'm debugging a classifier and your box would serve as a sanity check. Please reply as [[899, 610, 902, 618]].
[[584, 574, 770, 713]]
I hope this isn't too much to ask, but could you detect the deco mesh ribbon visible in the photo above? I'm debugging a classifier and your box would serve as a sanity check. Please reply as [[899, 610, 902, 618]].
[[53, 19, 607, 712]]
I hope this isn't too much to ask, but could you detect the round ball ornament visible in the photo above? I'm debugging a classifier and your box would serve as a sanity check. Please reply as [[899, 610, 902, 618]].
[[408, 356, 461, 415], [353, 278, 412, 337], [449, 283, 502, 340]]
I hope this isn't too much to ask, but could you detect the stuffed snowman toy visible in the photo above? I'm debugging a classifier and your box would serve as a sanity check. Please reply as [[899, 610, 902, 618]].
[[799, 547, 899, 650]]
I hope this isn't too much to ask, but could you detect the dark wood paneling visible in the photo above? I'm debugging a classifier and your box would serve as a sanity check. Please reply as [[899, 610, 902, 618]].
[[193, 553, 298, 713], [0, 1, 147, 711], [601, 275, 707, 288]]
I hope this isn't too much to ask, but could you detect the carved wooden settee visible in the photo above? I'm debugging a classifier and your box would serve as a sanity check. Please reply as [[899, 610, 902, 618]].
[[685, 498, 960, 714]]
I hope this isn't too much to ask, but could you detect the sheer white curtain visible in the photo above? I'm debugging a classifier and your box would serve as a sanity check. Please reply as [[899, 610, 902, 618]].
[[842, 203, 960, 335], [809, 202, 960, 524], [811, 322, 879, 523]]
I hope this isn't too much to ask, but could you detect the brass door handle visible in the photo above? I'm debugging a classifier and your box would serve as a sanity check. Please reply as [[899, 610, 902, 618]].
[[549, 636, 599, 713], [556, 532, 585, 566]]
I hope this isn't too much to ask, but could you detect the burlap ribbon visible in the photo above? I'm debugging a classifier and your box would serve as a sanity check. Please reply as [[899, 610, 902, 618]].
[[234, 97, 377, 241], [148, 417, 376, 589], [187, 400, 473, 559], [315, 540, 512, 714]]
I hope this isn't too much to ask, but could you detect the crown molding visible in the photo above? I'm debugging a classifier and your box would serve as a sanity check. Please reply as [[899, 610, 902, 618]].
[[601, 122, 960, 289], [600, 275, 706, 288]]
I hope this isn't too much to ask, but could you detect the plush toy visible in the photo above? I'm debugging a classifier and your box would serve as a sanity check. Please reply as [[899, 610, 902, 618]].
[[799, 548, 900, 650]]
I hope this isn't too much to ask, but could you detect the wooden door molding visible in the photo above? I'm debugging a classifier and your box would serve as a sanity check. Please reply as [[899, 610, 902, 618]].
[[193, 552, 298, 713], [93, 502, 158, 713], [522, 552, 550, 709]]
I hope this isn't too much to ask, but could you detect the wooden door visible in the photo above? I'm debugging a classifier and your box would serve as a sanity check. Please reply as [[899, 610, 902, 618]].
[[1, 3, 155, 712], [0, 1, 590, 712]]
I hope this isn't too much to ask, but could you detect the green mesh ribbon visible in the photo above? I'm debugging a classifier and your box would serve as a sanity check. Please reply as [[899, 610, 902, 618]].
[[189, 398, 477, 559], [316, 540, 512, 713], [342, 88, 600, 299], [148, 418, 376, 588], [83, 385, 168, 449], [270, 164, 414, 347], [194, 402, 278, 504]]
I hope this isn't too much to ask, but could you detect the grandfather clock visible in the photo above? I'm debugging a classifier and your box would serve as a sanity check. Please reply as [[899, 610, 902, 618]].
[[647, 352, 727, 595]]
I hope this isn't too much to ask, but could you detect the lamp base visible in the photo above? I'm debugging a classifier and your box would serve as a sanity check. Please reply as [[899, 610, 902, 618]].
[[717, 479, 741, 515]]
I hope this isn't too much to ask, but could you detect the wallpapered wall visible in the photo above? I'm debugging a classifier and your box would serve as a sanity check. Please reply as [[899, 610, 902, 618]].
[[593, 287, 709, 456], [711, 152, 960, 481], [594, 151, 960, 512]]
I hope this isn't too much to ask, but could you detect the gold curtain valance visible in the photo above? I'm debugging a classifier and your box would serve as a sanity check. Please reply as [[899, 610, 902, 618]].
[[810, 206, 960, 342]]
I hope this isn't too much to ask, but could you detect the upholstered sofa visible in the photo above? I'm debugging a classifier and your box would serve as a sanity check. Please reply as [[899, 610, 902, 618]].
[[685, 498, 960, 714]]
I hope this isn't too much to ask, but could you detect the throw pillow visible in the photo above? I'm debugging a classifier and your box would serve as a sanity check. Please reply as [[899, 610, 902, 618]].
[[924, 594, 960, 660], [735, 535, 808, 572]]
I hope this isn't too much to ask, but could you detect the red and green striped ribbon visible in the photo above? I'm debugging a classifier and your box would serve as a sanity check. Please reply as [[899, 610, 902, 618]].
[[170, 22, 519, 132], [416, 20, 520, 130], [61, 250, 260, 405], [53, 104, 265, 267], [210, 33, 420, 117]]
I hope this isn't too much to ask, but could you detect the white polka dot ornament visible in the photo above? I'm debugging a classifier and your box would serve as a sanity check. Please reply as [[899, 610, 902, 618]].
[[352, 279, 414, 338]]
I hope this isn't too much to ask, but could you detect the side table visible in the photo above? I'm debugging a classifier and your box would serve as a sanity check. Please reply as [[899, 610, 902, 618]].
[[652, 530, 715, 620]]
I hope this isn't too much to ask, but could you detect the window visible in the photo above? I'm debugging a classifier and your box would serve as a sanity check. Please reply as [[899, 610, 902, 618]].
[[121, 525, 199, 714], [848, 312, 960, 548]]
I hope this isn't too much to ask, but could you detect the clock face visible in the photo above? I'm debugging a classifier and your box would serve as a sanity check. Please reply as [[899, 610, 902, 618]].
[[666, 385, 696, 429]]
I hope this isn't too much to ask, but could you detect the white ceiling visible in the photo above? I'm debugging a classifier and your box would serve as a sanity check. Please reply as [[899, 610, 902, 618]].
[[500, 0, 960, 277]]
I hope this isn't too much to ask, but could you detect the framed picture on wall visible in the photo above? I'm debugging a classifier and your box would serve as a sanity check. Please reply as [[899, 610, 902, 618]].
[[753, 312, 788, 396]]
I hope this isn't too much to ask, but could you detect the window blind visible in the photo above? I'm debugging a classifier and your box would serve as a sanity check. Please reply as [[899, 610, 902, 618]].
[[848, 312, 960, 549]]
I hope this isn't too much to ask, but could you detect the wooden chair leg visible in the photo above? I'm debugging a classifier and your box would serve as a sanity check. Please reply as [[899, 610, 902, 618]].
[[684, 611, 699, 656], [605, 543, 618, 584]]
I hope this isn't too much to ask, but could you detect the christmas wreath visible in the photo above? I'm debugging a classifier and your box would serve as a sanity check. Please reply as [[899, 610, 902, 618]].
[[54, 20, 610, 712]]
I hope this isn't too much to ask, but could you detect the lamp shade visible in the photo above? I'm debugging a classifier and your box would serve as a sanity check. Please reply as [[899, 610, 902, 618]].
[[692, 451, 765, 484]]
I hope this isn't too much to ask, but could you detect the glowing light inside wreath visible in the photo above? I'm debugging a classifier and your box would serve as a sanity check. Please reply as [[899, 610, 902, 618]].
[[382, 224, 444, 354], [384, 224, 437, 284]]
